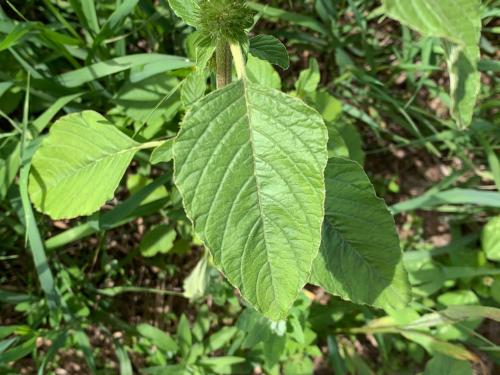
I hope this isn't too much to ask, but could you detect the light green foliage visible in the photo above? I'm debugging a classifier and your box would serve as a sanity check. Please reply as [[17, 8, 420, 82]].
[[310, 158, 411, 310], [181, 70, 207, 108], [139, 224, 177, 257], [174, 79, 328, 320], [29, 111, 143, 219], [482, 216, 500, 261], [383, 0, 482, 128], [167, 0, 200, 27], [137, 324, 179, 353], [183, 253, 210, 300], [295, 58, 320, 98], [150, 139, 174, 165], [246, 54, 282, 90], [249, 35, 290, 70], [424, 354, 472, 375]]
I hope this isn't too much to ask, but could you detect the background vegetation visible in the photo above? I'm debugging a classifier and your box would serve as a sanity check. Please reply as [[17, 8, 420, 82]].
[[0, 0, 499, 374]]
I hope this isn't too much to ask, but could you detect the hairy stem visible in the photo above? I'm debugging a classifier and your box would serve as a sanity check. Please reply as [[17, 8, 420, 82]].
[[216, 40, 232, 89]]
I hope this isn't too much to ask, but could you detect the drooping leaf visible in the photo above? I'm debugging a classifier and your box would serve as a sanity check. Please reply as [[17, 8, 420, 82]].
[[310, 157, 411, 310], [168, 0, 200, 27], [174, 79, 328, 320], [249, 35, 289, 70], [482, 216, 500, 261], [29, 111, 145, 219], [382, 0, 482, 128], [150, 139, 174, 165], [183, 253, 210, 300]]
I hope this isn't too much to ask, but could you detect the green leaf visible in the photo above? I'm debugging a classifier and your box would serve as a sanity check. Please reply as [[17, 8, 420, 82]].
[[140, 225, 177, 257], [29, 111, 147, 220], [174, 79, 328, 320], [137, 324, 178, 353], [310, 157, 411, 310], [181, 70, 207, 108], [150, 139, 174, 165], [177, 315, 192, 357], [0, 23, 31, 51], [206, 327, 238, 353], [94, 0, 139, 44], [0, 336, 36, 364], [183, 253, 209, 300], [55, 54, 192, 88], [482, 216, 500, 261], [424, 354, 472, 375], [249, 35, 289, 70], [295, 58, 320, 98], [246, 54, 281, 90], [382, 0, 482, 127], [168, 0, 200, 27]]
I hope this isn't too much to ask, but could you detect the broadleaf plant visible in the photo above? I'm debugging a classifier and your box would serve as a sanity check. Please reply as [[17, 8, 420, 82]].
[[28, 0, 413, 320]]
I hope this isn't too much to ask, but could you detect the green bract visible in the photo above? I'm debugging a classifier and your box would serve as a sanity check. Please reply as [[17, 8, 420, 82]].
[[173, 79, 328, 320], [197, 0, 254, 43]]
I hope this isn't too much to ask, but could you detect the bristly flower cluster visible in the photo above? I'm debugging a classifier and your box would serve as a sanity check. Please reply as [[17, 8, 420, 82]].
[[197, 0, 255, 43]]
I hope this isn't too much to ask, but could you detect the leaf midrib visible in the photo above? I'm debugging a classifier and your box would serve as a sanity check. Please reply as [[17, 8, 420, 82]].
[[240, 79, 279, 307]]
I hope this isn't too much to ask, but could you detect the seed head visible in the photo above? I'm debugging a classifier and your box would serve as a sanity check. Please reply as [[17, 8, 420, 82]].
[[197, 0, 255, 43]]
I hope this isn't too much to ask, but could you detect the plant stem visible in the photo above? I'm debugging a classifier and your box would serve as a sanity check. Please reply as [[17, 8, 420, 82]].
[[216, 40, 232, 89], [230, 42, 246, 80]]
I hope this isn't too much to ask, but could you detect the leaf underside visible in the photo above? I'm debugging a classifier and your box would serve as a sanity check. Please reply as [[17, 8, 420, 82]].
[[310, 157, 411, 310], [29, 111, 140, 220], [174, 79, 328, 320], [383, 0, 481, 128]]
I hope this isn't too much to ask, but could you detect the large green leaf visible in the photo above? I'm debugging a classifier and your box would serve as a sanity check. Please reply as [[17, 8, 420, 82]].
[[174, 79, 328, 320], [383, 0, 482, 128], [310, 157, 411, 310], [29, 111, 147, 219]]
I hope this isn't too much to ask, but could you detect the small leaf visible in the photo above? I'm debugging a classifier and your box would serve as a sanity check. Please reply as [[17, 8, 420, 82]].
[[140, 225, 177, 258], [150, 139, 174, 165], [167, 0, 200, 27], [195, 34, 216, 70], [181, 70, 207, 108], [174, 79, 328, 320], [482, 216, 500, 261], [249, 35, 289, 70], [183, 253, 210, 300], [246, 54, 281, 90], [295, 58, 320, 98], [310, 157, 411, 310], [137, 324, 178, 353], [177, 315, 192, 357], [29, 111, 143, 219]]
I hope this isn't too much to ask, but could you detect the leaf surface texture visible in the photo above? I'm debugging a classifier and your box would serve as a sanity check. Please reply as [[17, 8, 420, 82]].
[[174, 79, 328, 319]]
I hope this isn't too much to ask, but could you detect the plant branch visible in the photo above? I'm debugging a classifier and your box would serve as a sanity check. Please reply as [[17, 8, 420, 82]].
[[216, 40, 232, 89]]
